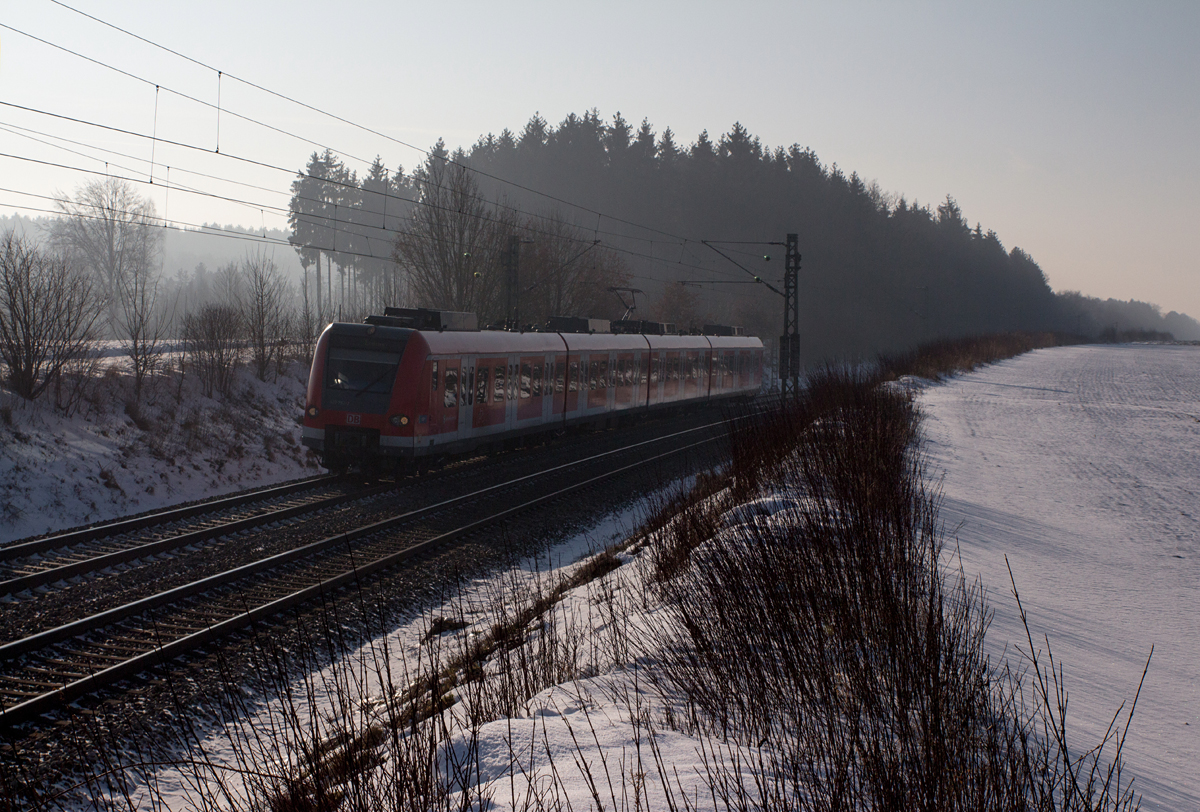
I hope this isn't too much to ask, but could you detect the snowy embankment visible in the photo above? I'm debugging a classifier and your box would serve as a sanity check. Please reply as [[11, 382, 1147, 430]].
[[0, 360, 320, 544], [918, 344, 1200, 811]]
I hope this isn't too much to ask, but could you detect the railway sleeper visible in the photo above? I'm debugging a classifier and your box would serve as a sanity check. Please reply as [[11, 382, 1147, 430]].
[[86, 641, 151, 655], [144, 621, 214, 635], [31, 664, 88, 679], [0, 688, 44, 700], [0, 676, 68, 690], [61, 649, 128, 664]]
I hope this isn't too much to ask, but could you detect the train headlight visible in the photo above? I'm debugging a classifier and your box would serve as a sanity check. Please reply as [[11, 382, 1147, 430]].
[[389, 414, 409, 427], [306, 406, 319, 418]]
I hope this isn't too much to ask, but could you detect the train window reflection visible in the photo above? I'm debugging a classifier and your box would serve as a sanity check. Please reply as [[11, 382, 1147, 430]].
[[443, 367, 458, 408], [520, 363, 532, 399], [476, 366, 490, 404]]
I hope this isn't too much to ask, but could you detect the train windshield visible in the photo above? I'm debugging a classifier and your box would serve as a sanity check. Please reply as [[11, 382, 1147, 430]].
[[326, 347, 402, 394]]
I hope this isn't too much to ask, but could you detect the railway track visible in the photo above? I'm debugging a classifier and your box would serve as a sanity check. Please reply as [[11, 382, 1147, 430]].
[[0, 418, 728, 729], [0, 476, 393, 596]]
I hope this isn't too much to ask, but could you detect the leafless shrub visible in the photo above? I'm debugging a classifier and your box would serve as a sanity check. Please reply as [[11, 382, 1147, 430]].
[[182, 303, 244, 398], [647, 368, 1144, 811], [0, 230, 103, 402], [881, 331, 1074, 381]]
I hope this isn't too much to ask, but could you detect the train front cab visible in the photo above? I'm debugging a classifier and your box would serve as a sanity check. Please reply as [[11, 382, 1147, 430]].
[[302, 322, 424, 470]]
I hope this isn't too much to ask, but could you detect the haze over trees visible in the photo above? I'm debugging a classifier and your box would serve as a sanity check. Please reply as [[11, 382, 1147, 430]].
[[281, 112, 1200, 356]]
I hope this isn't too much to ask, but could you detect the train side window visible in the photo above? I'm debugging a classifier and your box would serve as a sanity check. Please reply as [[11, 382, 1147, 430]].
[[494, 365, 505, 402], [639, 355, 647, 385], [476, 366, 490, 404], [599, 359, 610, 388], [466, 368, 474, 406], [443, 367, 458, 408], [520, 363, 532, 399], [532, 364, 543, 397], [568, 361, 579, 392], [555, 362, 564, 393], [431, 360, 439, 392], [588, 360, 598, 391]]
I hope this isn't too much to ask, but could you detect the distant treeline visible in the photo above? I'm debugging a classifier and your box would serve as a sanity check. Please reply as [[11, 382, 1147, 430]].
[[451, 112, 1198, 352]]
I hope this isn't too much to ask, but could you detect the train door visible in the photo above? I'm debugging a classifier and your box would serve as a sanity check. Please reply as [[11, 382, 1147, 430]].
[[614, 353, 634, 408], [552, 354, 567, 419], [587, 354, 607, 411], [517, 355, 542, 422], [683, 351, 698, 399], [505, 357, 518, 428], [661, 352, 677, 401], [565, 356, 580, 414], [473, 358, 493, 430], [430, 358, 460, 438], [459, 357, 475, 437]]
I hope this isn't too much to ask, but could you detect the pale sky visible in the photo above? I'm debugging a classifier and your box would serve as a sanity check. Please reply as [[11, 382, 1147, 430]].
[[1, 1, 1197, 316]]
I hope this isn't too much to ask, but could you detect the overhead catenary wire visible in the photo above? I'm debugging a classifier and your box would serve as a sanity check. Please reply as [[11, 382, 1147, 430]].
[[0, 16, 782, 298], [0, 16, 693, 253], [0, 105, 754, 286], [701, 241, 784, 297], [42, 0, 699, 247], [0, 98, 721, 275]]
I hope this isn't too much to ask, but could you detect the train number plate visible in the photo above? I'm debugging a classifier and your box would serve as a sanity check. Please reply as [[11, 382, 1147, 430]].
[[345, 413, 362, 425]]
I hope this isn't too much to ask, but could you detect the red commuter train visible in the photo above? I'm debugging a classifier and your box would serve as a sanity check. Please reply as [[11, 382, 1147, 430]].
[[302, 308, 764, 472]]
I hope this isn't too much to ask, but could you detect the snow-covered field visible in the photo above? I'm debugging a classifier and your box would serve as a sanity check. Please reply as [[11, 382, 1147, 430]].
[[919, 344, 1200, 811], [0, 361, 320, 544]]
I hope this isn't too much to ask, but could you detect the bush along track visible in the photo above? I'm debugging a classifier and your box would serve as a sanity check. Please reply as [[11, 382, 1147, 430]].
[[648, 362, 1147, 810], [13, 332, 1149, 811]]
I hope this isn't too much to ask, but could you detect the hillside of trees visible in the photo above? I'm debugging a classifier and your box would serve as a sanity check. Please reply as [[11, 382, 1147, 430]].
[[280, 113, 1200, 359]]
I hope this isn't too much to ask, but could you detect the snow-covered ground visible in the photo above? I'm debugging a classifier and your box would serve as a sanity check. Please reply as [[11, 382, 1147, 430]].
[[0, 360, 320, 544], [123, 497, 707, 810], [86, 343, 1199, 810], [918, 344, 1200, 811]]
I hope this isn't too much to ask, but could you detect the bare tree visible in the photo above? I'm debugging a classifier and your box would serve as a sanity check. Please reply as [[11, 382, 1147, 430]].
[[47, 177, 161, 332], [517, 211, 629, 324], [116, 261, 174, 402], [182, 304, 243, 398], [393, 147, 511, 320], [239, 252, 292, 381], [0, 231, 103, 401]]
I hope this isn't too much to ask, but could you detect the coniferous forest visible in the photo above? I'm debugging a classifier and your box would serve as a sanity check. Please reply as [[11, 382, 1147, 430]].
[[279, 111, 1200, 364]]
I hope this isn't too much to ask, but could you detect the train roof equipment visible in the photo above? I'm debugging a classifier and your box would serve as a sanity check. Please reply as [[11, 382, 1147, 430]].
[[363, 307, 479, 332]]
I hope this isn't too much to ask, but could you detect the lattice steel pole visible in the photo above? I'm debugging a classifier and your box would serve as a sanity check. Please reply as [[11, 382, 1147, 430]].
[[504, 234, 521, 330], [781, 233, 801, 399]]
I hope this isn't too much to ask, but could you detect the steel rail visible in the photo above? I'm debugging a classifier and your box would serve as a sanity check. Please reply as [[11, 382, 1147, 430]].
[[0, 474, 341, 561], [0, 428, 722, 727], [0, 482, 395, 595]]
